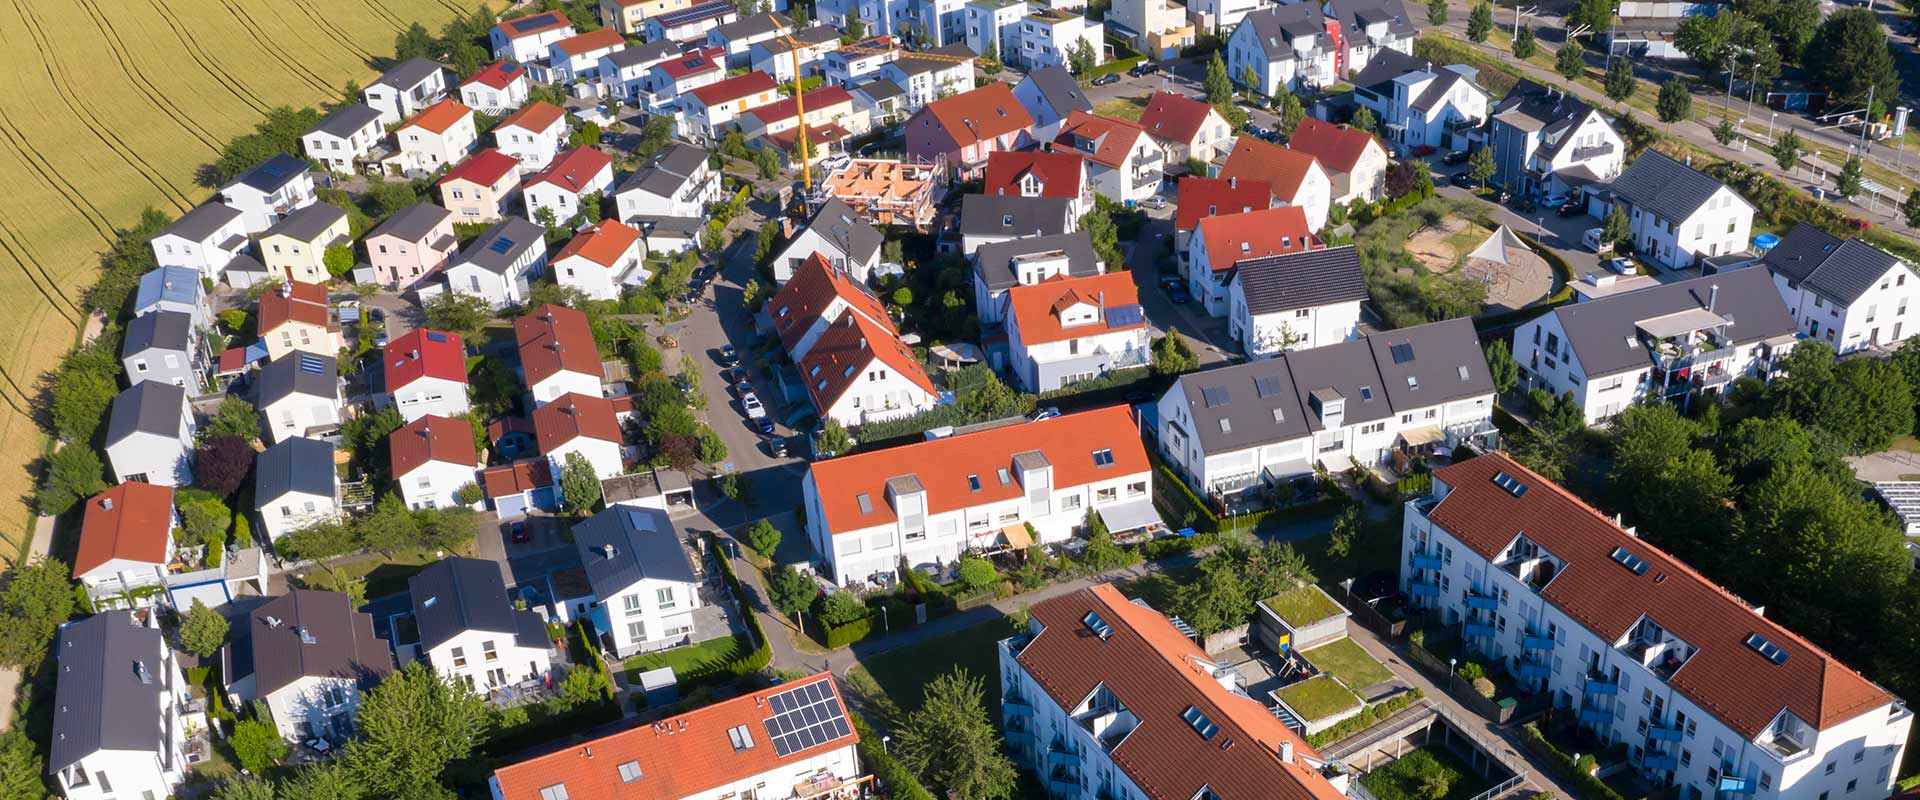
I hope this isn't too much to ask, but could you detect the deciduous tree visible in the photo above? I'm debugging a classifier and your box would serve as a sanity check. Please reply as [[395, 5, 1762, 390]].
[[345, 662, 491, 799], [744, 518, 781, 556], [768, 566, 817, 618], [1803, 9, 1898, 110], [559, 451, 601, 514], [1656, 78, 1692, 122], [1836, 154, 1863, 198], [195, 435, 255, 497], [1604, 59, 1637, 101], [0, 555, 74, 668], [230, 706, 287, 775], [38, 446, 106, 517], [1427, 0, 1447, 25], [423, 292, 493, 341]]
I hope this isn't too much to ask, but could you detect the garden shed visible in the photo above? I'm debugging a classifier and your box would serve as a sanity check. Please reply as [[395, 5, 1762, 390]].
[[1255, 584, 1352, 653]]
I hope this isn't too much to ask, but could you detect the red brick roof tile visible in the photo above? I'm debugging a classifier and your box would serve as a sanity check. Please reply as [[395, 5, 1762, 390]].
[[1221, 137, 1324, 200], [73, 483, 175, 577], [525, 147, 613, 193], [533, 392, 622, 451], [389, 414, 479, 478], [796, 312, 936, 415], [257, 280, 332, 333], [499, 101, 568, 133], [515, 304, 603, 388], [1284, 117, 1382, 174], [1137, 91, 1221, 145], [688, 70, 778, 106], [480, 458, 552, 499], [918, 82, 1033, 149], [1194, 206, 1313, 273], [440, 148, 521, 187], [400, 98, 474, 135], [1052, 110, 1147, 169], [1174, 176, 1273, 233], [383, 328, 468, 391], [554, 219, 641, 268], [767, 253, 892, 355], [551, 28, 625, 57], [983, 150, 1084, 201], [1007, 272, 1143, 347]]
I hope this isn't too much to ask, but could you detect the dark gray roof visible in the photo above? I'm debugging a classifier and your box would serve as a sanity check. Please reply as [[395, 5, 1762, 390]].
[[571, 505, 698, 598], [760, 25, 840, 53], [258, 352, 338, 406], [1230, 245, 1368, 315], [960, 194, 1072, 238], [255, 437, 337, 503], [1493, 80, 1602, 159], [105, 381, 187, 444], [712, 11, 789, 41], [853, 78, 906, 103], [1324, 0, 1416, 40], [1551, 267, 1794, 377], [123, 309, 193, 355], [619, 142, 708, 198], [372, 57, 445, 90], [135, 266, 203, 313], [244, 590, 393, 697], [809, 197, 884, 264], [230, 153, 311, 194], [159, 202, 242, 241], [1348, 48, 1429, 96], [1609, 150, 1735, 224], [1761, 223, 1904, 305], [1243, 4, 1326, 60], [1408, 69, 1469, 113], [312, 104, 383, 139], [1020, 66, 1092, 117], [892, 43, 976, 76], [631, 214, 706, 236], [368, 202, 452, 242], [973, 231, 1101, 290], [264, 202, 347, 243], [409, 557, 551, 652], [1284, 337, 1393, 429], [458, 217, 546, 273], [606, 40, 681, 68], [50, 611, 169, 771], [1366, 316, 1496, 412], [1172, 355, 1312, 455]]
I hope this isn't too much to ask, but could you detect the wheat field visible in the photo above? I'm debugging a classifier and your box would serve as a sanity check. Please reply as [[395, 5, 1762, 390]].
[[0, 0, 469, 550]]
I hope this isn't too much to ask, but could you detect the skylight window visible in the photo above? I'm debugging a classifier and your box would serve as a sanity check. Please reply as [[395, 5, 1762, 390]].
[[1390, 342, 1415, 363], [1202, 385, 1230, 408], [1407, 375, 1420, 389], [856, 494, 874, 514], [968, 474, 982, 491], [1092, 448, 1115, 467], [1490, 471, 1527, 497], [997, 468, 1011, 485], [1359, 385, 1373, 401], [1219, 419, 1231, 433], [1083, 610, 1113, 638], [1610, 546, 1650, 575], [1744, 633, 1790, 665], [727, 724, 756, 751], [1182, 706, 1219, 740], [618, 761, 644, 782], [1458, 365, 1470, 381]]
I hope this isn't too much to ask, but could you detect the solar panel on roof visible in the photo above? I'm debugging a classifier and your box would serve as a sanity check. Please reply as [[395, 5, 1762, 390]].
[[426, 332, 449, 342], [760, 681, 850, 757], [1103, 304, 1144, 328], [1390, 342, 1415, 363], [489, 237, 516, 254], [298, 354, 325, 374], [1202, 385, 1230, 408]]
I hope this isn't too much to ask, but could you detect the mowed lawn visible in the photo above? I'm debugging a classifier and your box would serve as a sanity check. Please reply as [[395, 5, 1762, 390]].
[[860, 615, 1021, 716], [0, 0, 464, 548]]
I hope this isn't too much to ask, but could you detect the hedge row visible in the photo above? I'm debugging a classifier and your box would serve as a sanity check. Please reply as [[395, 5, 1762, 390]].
[[707, 533, 773, 675], [851, 711, 938, 800], [1155, 465, 1219, 530], [1304, 688, 1424, 748], [1518, 722, 1629, 800], [824, 614, 875, 648]]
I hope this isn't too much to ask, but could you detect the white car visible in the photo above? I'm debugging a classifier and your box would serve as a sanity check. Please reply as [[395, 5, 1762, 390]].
[[742, 392, 767, 419]]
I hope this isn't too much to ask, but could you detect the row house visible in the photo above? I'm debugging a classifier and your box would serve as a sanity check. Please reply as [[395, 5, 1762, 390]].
[[972, 231, 1101, 326], [364, 57, 450, 127], [1005, 271, 1150, 391], [1228, 244, 1368, 357], [770, 252, 895, 361], [260, 203, 349, 284], [1350, 49, 1489, 152], [1320, 0, 1418, 78], [1512, 268, 1796, 425], [959, 193, 1075, 255], [1286, 117, 1389, 205], [1138, 91, 1232, 165], [823, 36, 900, 88], [600, 41, 683, 104], [1762, 223, 1920, 353], [1173, 174, 1273, 253], [253, 437, 341, 540], [383, 327, 471, 422], [554, 219, 649, 301], [459, 62, 532, 114], [219, 153, 317, 235], [257, 280, 340, 362], [392, 414, 482, 511], [51, 611, 189, 800], [1401, 453, 1912, 800], [1015, 8, 1105, 73], [438, 148, 524, 222], [409, 557, 553, 693], [122, 309, 206, 392], [614, 142, 721, 220], [104, 381, 196, 487], [300, 103, 384, 173], [880, 44, 978, 110], [71, 482, 177, 611], [1489, 80, 1625, 198], [752, 25, 841, 82], [1596, 150, 1755, 271], [645, 1, 741, 44], [1219, 136, 1333, 232], [819, 0, 915, 37], [680, 70, 781, 142], [390, 98, 479, 177], [491, 11, 577, 63], [363, 202, 457, 288], [1227, 5, 1339, 97], [1156, 316, 1496, 494], [983, 150, 1089, 221], [803, 405, 1153, 586], [772, 198, 885, 283], [570, 504, 704, 656], [258, 352, 342, 445], [644, 46, 728, 110], [518, 303, 606, 406], [223, 590, 393, 743], [1051, 111, 1161, 205], [905, 82, 1035, 178], [522, 146, 615, 224], [534, 392, 627, 480], [445, 217, 550, 307], [150, 203, 249, 283], [1184, 204, 1313, 316], [545, 28, 627, 84], [707, 12, 792, 67], [966, 0, 1030, 58], [495, 101, 571, 172], [600, 0, 693, 35]]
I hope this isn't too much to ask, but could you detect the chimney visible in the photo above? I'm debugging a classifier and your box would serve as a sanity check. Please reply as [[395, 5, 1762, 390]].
[[1280, 741, 1295, 764], [101, 497, 113, 511], [1228, 175, 1237, 188], [1708, 284, 1719, 313], [602, 543, 617, 559], [582, 746, 594, 759]]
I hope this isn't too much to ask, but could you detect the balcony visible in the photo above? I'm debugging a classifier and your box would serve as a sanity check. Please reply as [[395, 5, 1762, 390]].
[[1584, 674, 1618, 695], [1048, 765, 1082, 795], [1647, 721, 1684, 742], [1409, 550, 1443, 570], [1517, 657, 1551, 681], [1642, 752, 1679, 772], [1571, 141, 1616, 162], [1652, 344, 1735, 373], [1716, 775, 1756, 795], [1446, 116, 1484, 133], [1465, 591, 1499, 611], [1759, 729, 1811, 760], [1046, 738, 1081, 767], [1407, 579, 1442, 597], [1498, 558, 1556, 592], [1462, 621, 1496, 639], [1522, 633, 1555, 651], [1622, 640, 1689, 682], [1580, 706, 1614, 727]]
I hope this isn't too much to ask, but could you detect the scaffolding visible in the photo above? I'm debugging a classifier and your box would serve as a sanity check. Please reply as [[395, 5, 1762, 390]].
[[811, 156, 946, 231]]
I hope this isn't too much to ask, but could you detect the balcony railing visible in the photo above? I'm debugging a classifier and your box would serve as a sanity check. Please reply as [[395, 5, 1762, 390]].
[[1446, 116, 1483, 132], [1642, 752, 1679, 772], [1048, 765, 1082, 794], [1517, 657, 1551, 681], [1465, 591, 1499, 611], [1408, 579, 1442, 597], [1580, 705, 1614, 727], [1522, 633, 1555, 651], [1462, 621, 1496, 639], [1046, 739, 1081, 767], [1584, 674, 1618, 695], [1571, 141, 1616, 161], [1717, 775, 1756, 795], [1653, 344, 1734, 373], [1409, 549, 1443, 571], [1647, 721, 1684, 742]]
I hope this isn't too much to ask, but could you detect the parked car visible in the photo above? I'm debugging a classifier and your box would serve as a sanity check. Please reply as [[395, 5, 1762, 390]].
[[755, 416, 776, 435], [766, 436, 789, 457], [508, 521, 529, 544], [1510, 195, 1537, 213], [1557, 199, 1588, 217], [1441, 150, 1472, 166], [1028, 407, 1061, 422], [717, 344, 738, 367], [1606, 256, 1639, 275], [1129, 62, 1159, 77], [1168, 283, 1193, 304], [1141, 196, 1168, 210], [1450, 172, 1476, 187], [1092, 73, 1121, 86], [1242, 94, 1271, 110], [741, 391, 766, 419], [1582, 228, 1614, 253], [1540, 193, 1571, 210]]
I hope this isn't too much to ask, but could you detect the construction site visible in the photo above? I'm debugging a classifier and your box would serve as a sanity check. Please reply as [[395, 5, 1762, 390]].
[[811, 157, 946, 231]]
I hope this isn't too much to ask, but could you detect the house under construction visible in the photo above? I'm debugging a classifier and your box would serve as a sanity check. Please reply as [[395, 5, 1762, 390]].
[[813, 157, 944, 231]]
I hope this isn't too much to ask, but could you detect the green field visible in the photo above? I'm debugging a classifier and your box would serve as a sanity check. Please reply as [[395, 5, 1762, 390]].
[[0, 0, 467, 549]]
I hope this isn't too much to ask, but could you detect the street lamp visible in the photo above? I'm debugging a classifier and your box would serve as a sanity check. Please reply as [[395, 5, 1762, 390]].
[[1449, 657, 1458, 694], [883, 735, 892, 754], [1767, 112, 1778, 143]]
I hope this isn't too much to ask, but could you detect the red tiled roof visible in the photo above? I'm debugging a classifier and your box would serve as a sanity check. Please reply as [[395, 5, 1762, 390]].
[[526, 147, 613, 193], [462, 62, 527, 90], [806, 405, 1147, 532], [657, 47, 727, 81], [1052, 110, 1147, 169], [73, 483, 175, 577], [741, 86, 853, 127], [554, 219, 641, 268], [440, 148, 521, 187], [499, 11, 572, 37], [515, 304, 603, 388], [1018, 585, 1347, 800], [1137, 91, 1221, 145], [533, 392, 622, 452], [490, 673, 858, 800], [1285, 117, 1382, 174], [918, 82, 1033, 149], [765, 123, 854, 153], [383, 328, 468, 391], [983, 150, 1084, 201], [400, 98, 474, 135], [480, 458, 553, 499], [797, 311, 936, 415], [390, 414, 479, 478], [257, 280, 331, 333], [551, 28, 625, 57], [688, 70, 778, 107], [1174, 176, 1273, 233], [499, 101, 568, 133], [767, 253, 892, 355], [1427, 453, 1897, 739], [1007, 272, 1144, 347], [1220, 137, 1324, 201], [1194, 206, 1313, 273]]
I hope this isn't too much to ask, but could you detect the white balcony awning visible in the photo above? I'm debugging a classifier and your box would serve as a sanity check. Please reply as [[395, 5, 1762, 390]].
[[1637, 307, 1731, 340], [1397, 426, 1444, 447], [1098, 499, 1160, 533]]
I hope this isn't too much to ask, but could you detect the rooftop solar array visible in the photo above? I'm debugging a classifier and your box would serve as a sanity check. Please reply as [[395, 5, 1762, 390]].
[[1874, 482, 1920, 534], [657, 1, 733, 28], [1103, 304, 1144, 328], [298, 354, 326, 374], [760, 680, 850, 757], [489, 237, 517, 254], [508, 12, 564, 32]]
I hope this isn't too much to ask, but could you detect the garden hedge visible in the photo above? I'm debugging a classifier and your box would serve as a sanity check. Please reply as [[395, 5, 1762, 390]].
[[1518, 722, 1629, 800], [706, 533, 773, 675], [852, 712, 938, 800]]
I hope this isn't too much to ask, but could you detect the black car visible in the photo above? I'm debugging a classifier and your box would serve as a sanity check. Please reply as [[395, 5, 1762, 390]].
[[1129, 62, 1159, 77], [1511, 195, 1537, 213], [1450, 172, 1476, 187], [1091, 72, 1121, 86], [718, 344, 739, 367], [766, 436, 789, 457], [508, 521, 530, 544], [1441, 150, 1472, 166], [1557, 200, 1587, 217]]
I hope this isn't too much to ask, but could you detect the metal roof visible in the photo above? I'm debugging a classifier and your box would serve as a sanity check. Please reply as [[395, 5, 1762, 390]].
[[134, 266, 203, 315], [409, 557, 551, 652], [50, 611, 170, 771], [254, 436, 337, 503]]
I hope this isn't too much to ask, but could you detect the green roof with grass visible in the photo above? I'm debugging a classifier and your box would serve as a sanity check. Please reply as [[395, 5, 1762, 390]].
[[1262, 584, 1346, 628], [1301, 638, 1393, 691], [1273, 675, 1361, 721]]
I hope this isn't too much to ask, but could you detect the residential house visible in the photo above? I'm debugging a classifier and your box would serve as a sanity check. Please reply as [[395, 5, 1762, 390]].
[[966, 0, 1030, 59], [1350, 50, 1488, 152], [569, 504, 703, 656], [481, 459, 557, 519], [1155, 316, 1496, 493], [680, 70, 782, 141], [546, 28, 627, 84], [959, 193, 1075, 254], [1228, 244, 1367, 356], [300, 104, 384, 173], [494, 101, 571, 172], [1490, 79, 1625, 197], [751, 25, 841, 82], [707, 12, 792, 67], [1401, 453, 1912, 800], [1137, 91, 1233, 166], [487, 673, 861, 800], [1285, 117, 1389, 204], [1599, 150, 1754, 270], [600, 41, 683, 104], [438, 149, 524, 222], [1051, 111, 1162, 204], [803, 405, 1152, 585], [223, 590, 393, 743], [253, 437, 340, 540], [646, 46, 729, 110], [219, 153, 317, 234], [104, 381, 195, 487], [122, 310, 205, 392], [771, 197, 886, 283], [383, 328, 471, 422], [534, 392, 626, 479], [522, 147, 615, 223], [258, 352, 342, 444], [554, 220, 648, 300], [879, 44, 978, 110], [491, 11, 577, 63], [149, 203, 249, 282], [1189, 0, 1264, 33], [363, 202, 458, 288], [1108, 0, 1194, 59], [982, 150, 1088, 217], [392, 415, 482, 510], [1512, 268, 1797, 425], [49, 611, 189, 800], [1184, 205, 1314, 316], [905, 82, 1035, 177], [601, 0, 693, 35], [819, 0, 916, 37], [363, 57, 450, 127], [72, 483, 176, 611], [134, 266, 212, 329], [444, 217, 550, 307], [1762, 223, 1920, 352], [1219, 136, 1333, 232], [1173, 175, 1273, 252], [922, 0, 972, 45], [614, 142, 720, 220], [408, 557, 553, 692], [1012, 68, 1094, 144], [1005, 271, 1149, 391], [257, 280, 343, 362], [630, 215, 703, 257], [731, 85, 870, 144], [645, 1, 741, 44], [798, 310, 940, 427], [1321, 0, 1418, 78], [1004, 584, 1356, 800], [1227, 5, 1338, 97], [851, 78, 910, 127], [390, 98, 479, 176], [768, 252, 895, 361], [823, 36, 900, 88], [459, 62, 532, 114], [259, 203, 350, 284], [1015, 8, 1104, 72], [972, 231, 1100, 325]]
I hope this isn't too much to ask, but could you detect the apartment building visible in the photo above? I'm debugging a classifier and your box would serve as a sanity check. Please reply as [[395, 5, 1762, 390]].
[[802, 405, 1153, 587], [879, 44, 978, 111], [823, 36, 900, 88], [1401, 453, 1911, 800], [1762, 223, 1920, 353], [571, 504, 703, 656], [1599, 150, 1755, 271], [1015, 7, 1105, 72], [1227, 5, 1338, 97], [1228, 244, 1368, 357], [1005, 271, 1150, 391], [1490, 79, 1625, 198], [408, 557, 553, 692]]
